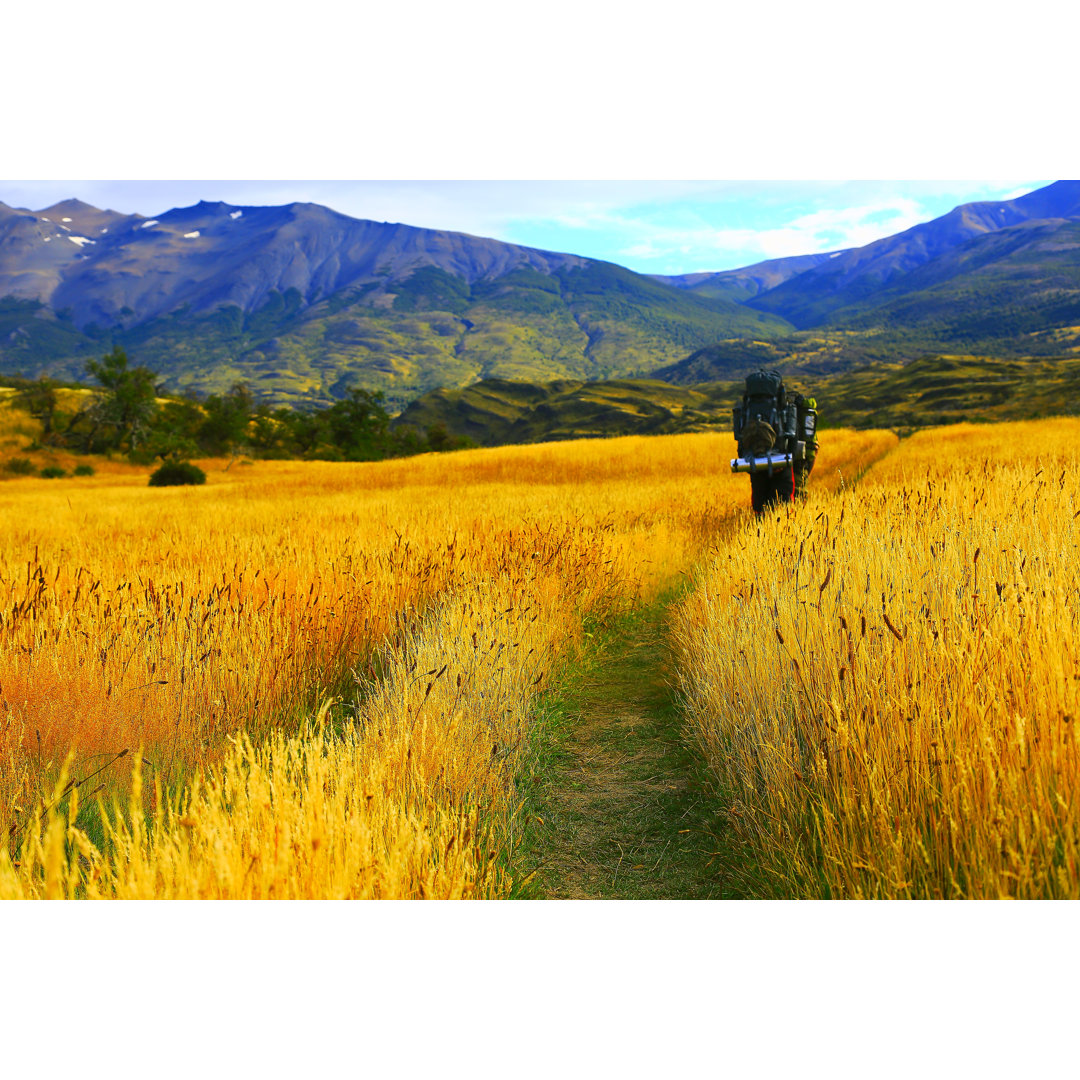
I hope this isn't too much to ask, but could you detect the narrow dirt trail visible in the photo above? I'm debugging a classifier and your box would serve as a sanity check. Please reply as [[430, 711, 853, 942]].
[[517, 439, 903, 900], [524, 596, 749, 900]]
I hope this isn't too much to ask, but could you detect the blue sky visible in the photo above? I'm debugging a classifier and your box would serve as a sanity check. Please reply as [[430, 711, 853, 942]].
[[0, 180, 1047, 277]]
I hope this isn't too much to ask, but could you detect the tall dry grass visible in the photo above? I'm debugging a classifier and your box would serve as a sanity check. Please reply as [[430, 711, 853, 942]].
[[1, 525, 617, 898], [0, 423, 896, 898], [673, 419, 1080, 898]]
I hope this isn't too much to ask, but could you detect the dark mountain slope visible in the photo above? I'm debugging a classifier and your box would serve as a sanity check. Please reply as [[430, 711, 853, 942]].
[[0, 202, 94, 304], [826, 217, 1080, 345], [36, 198, 137, 238], [0, 200, 142, 305], [749, 180, 1080, 327], [40, 200, 592, 330], [652, 250, 844, 302], [103, 257, 792, 409]]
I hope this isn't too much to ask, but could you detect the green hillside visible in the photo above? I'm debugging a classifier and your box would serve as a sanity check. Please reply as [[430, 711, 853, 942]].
[[0, 298, 99, 367], [652, 327, 954, 385], [395, 377, 737, 445], [396, 354, 1080, 447], [807, 353, 1080, 429], [18, 263, 794, 412]]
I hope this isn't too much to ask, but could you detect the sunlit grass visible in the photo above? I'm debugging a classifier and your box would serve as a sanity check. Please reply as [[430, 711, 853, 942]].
[[673, 418, 1080, 898], [0, 420, 895, 898]]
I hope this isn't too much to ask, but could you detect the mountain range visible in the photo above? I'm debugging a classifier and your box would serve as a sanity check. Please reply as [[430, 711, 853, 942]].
[[2, 181, 1080, 410], [0, 197, 789, 409]]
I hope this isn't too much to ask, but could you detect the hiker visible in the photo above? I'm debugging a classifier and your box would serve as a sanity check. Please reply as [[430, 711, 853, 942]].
[[731, 370, 818, 514]]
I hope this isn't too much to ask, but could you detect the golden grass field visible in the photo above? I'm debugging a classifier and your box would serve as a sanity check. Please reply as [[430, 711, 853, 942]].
[[0, 418, 883, 898], [4, 401, 1076, 899], [674, 418, 1080, 898]]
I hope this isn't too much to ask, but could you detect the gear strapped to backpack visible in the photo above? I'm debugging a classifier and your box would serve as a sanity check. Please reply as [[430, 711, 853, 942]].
[[794, 394, 818, 456], [733, 369, 797, 457]]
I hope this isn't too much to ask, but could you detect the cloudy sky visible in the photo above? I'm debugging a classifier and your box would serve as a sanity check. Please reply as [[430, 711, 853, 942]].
[[0, 179, 1047, 276]]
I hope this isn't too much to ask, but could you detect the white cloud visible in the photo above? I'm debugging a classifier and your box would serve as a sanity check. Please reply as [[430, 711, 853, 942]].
[[996, 186, 1039, 202], [746, 198, 931, 258], [610, 197, 932, 270], [620, 242, 664, 260], [300, 181, 737, 239]]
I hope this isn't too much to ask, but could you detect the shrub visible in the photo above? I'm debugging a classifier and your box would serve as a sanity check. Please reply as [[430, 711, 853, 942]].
[[73, 464, 95, 477], [2, 457, 35, 475], [40, 466, 66, 479], [148, 461, 206, 487]]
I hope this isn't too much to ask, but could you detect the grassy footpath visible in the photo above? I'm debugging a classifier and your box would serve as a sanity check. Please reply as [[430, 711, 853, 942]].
[[514, 591, 769, 899]]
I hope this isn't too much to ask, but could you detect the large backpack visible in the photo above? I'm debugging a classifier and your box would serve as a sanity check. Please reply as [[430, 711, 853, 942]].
[[733, 369, 796, 454]]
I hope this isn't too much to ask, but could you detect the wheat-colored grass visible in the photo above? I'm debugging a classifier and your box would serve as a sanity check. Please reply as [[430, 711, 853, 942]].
[[0, 417, 895, 898], [673, 419, 1080, 898], [2, 535, 615, 898]]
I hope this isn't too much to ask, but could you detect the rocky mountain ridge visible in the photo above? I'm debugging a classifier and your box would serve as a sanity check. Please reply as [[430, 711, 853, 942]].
[[0, 197, 591, 331]]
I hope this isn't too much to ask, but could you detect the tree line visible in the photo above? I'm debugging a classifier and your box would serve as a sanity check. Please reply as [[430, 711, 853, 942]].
[[10, 347, 473, 464]]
